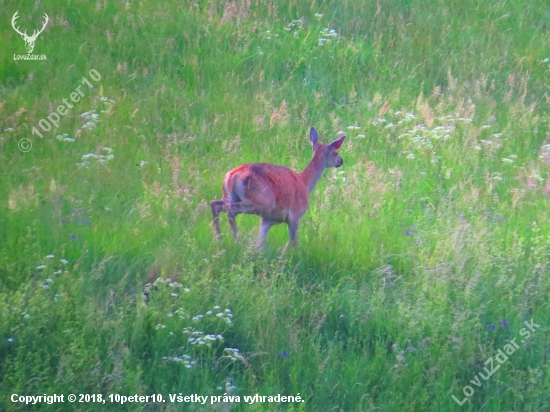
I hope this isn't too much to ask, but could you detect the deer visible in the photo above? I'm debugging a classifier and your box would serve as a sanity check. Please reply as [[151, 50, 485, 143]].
[[210, 127, 346, 248], [11, 11, 49, 54]]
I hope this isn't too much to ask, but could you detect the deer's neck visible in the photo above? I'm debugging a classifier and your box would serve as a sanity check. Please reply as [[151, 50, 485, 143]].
[[300, 155, 325, 195]]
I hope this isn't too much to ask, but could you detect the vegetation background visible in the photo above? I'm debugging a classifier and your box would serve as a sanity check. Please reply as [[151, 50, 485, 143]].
[[1, 0, 549, 410]]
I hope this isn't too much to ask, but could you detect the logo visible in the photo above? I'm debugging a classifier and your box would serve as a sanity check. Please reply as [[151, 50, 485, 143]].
[[12, 10, 48, 60]]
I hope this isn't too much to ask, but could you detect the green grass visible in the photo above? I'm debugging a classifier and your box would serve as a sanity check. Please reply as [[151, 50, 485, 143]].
[[1, 0, 550, 410]]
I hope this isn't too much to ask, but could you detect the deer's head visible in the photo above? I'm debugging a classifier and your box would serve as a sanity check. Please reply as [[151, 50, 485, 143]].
[[12, 11, 49, 54], [310, 127, 346, 168]]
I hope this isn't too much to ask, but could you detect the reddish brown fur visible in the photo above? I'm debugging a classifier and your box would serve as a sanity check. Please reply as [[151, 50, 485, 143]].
[[223, 164, 309, 222]]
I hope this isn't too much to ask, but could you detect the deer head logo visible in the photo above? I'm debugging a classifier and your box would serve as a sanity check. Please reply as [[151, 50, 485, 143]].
[[11, 11, 49, 54]]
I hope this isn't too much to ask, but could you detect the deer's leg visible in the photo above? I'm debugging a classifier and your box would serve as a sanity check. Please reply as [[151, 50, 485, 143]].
[[227, 209, 239, 240], [288, 220, 299, 247], [225, 200, 262, 240], [259, 218, 276, 249], [210, 200, 224, 240]]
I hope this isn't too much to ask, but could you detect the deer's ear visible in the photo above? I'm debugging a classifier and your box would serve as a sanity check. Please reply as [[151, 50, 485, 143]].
[[310, 127, 319, 150], [327, 136, 346, 151]]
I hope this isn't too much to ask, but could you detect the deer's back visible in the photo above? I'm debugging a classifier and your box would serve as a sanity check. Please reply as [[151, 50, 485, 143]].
[[223, 163, 309, 221]]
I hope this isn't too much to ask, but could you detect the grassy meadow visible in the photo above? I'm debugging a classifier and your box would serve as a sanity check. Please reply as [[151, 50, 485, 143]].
[[1, 0, 550, 410]]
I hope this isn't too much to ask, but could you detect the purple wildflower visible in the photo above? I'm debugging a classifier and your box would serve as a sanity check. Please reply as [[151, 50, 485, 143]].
[[488, 324, 495, 330], [212, 365, 216, 370], [61, 220, 66, 224], [85, 219, 90, 223], [282, 351, 287, 357], [78, 210, 83, 214], [70, 234, 76, 239], [502, 319, 507, 327], [405, 231, 409, 236], [276, 354, 280, 359], [325, 247, 328, 251]]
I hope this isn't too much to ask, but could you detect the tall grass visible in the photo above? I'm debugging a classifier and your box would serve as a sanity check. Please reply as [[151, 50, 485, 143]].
[[1, 0, 549, 410]]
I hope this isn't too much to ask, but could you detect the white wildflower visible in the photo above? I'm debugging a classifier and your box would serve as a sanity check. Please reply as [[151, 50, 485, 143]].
[[55, 133, 75, 142]]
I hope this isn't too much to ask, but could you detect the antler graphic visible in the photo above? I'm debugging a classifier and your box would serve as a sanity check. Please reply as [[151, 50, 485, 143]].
[[12, 11, 49, 54], [11, 11, 28, 38], [30, 13, 49, 40]]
